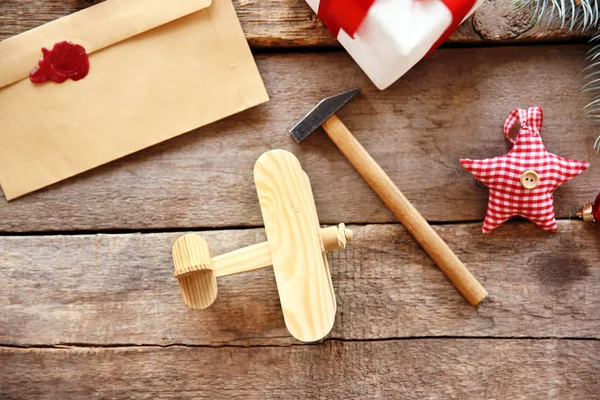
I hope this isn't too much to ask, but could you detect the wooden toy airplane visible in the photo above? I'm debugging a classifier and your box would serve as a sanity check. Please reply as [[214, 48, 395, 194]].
[[172, 149, 353, 342]]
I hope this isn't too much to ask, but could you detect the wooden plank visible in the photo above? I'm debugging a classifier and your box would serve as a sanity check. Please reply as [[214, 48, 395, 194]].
[[0, 0, 593, 47], [0, 46, 596, 232], [1, 221, 598, 346], [1, 340, 598, 398]]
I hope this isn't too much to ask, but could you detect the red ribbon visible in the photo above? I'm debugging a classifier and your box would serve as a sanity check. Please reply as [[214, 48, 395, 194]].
[[318, 0, 375, 38], [318, 0, 476, 50]]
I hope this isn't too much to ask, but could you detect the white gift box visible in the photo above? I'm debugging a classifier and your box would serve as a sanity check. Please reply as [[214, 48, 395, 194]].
[[306, 0, 485, 89]]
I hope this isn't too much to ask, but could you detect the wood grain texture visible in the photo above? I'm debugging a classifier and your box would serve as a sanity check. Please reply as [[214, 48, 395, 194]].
[[255, 150, 336, 342], [0, 0, 593, 47], [1, 221, 598, 346], [213, 241, 274, 277], [0, 46, 596, 232], [1, 340, 598, 399]]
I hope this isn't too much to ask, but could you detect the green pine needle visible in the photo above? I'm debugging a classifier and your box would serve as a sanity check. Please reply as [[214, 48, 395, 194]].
[[517, 0, 600, 30], [585, 32, 600, 151], [517, 0, 600, 151]]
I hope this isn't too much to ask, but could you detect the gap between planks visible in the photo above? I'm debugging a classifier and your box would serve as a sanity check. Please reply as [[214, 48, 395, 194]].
[[0, 218, 585, 237], [2, 336, 598, 351]]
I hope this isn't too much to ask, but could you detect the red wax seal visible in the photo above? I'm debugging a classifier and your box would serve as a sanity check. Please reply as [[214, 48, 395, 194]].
[[30, 41, 89, 84]]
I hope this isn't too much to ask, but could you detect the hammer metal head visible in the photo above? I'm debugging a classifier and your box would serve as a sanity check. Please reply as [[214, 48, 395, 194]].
[[289, 88, 360, 143]]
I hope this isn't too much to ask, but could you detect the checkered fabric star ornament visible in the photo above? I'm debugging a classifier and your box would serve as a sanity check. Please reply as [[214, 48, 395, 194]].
[[460, 107, 590, 233]]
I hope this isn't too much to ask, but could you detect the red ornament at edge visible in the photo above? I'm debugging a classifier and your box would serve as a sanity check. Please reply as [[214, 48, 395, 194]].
[[593, 192, 600, 223], [578, 191, 600, 224], [30, 41, 89, 84]]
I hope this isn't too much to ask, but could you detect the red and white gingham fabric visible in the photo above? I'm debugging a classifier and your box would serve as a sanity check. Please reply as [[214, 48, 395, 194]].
[[460, 107, 590, 233]]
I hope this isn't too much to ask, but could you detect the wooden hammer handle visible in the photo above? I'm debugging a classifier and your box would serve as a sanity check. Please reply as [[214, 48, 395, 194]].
[[322, 115, 488, 306]]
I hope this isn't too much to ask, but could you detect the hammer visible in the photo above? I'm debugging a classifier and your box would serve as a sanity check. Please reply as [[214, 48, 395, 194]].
[[289, 88, 488, 306]]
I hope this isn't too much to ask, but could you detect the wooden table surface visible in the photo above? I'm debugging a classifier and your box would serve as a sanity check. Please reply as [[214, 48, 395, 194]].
[[1, 0, 599, 398]]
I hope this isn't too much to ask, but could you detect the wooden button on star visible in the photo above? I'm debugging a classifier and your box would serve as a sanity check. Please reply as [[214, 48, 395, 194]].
[[520, 170, 539, 190]]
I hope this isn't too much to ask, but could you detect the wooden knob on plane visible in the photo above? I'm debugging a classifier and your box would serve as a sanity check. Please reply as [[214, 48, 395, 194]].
[[321, 223, 353, 251], [172, 234, 217, 309]]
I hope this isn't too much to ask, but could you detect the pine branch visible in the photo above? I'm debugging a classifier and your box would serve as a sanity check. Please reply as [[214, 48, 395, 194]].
[[516, 0, 600, 30], [584, 34, 600, 152], [517, 0, 600, 151]]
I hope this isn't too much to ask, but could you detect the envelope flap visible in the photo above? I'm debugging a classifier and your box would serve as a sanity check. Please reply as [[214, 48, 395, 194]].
[[0, 0, 211, 89]]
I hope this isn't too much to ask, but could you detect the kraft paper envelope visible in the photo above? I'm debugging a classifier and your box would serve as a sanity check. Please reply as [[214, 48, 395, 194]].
[[0, 0, 269, 200]]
